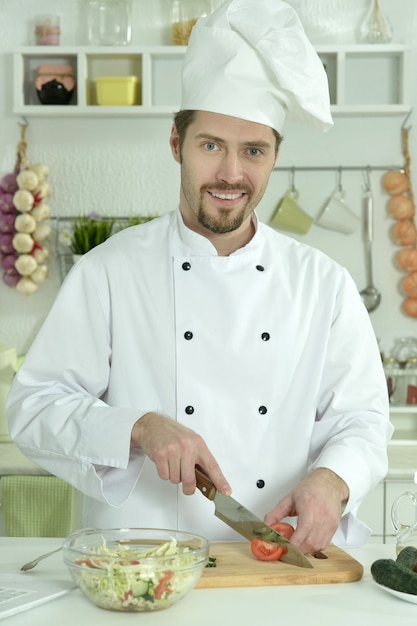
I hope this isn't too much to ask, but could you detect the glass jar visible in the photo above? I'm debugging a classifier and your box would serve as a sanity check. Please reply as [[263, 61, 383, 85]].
[[391, 337, 417, 365], [360, 0, 393, 44], [170, 0, 211, 45], [406, 357, 417, 405], [35, 15, 60, 46], [383, 357, 400, 404], [87, 0, 132, 46]]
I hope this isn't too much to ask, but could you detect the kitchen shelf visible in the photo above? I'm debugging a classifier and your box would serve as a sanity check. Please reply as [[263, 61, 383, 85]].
[[315, 44, 411, 113], [13, 46, 186, 117], [12, 43, 411, 118], [389, 406, 417, 444]]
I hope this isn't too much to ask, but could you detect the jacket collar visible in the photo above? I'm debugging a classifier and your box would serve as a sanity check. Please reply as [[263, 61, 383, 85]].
[[175, 207, 263, 257]]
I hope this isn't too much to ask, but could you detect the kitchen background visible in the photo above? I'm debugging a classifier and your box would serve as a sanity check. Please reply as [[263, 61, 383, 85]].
[[1, 0, 417, 361]]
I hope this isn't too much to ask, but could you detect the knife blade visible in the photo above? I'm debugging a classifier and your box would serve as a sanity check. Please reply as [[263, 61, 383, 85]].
[[195, 468, 313, 569]]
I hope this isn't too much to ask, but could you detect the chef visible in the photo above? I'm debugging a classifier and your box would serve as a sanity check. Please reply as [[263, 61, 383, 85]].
[[7, 0, 392, 554]]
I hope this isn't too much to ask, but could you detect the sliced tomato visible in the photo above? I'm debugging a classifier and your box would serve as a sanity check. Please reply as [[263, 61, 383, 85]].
[[251, 522, 294, 562], [154, 570, 174, 600], [251, 540, 285, 561], [269, 522, 295, 540]]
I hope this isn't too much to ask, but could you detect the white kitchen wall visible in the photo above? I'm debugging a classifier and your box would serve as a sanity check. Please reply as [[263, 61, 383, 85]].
[[0, 0, 417, 359]]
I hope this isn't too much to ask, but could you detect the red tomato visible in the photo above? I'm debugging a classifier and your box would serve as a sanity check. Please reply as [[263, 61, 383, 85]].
[[251, 522, 294, 562], [251, 540, 286, 561], [270, 522, 295, 540], [154, 570, 174, 600]]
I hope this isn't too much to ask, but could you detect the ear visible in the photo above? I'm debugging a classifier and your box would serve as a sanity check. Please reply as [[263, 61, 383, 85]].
[[170, 124, 181, 163], [274, 150, 280, 168]]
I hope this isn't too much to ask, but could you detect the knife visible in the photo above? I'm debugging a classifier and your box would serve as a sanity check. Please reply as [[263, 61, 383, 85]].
[[195, 467, 313, 569]]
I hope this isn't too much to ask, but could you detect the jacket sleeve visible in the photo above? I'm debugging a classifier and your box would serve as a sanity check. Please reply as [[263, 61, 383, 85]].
[[308, 267, 393, 516], [6, 255, 146, 507]]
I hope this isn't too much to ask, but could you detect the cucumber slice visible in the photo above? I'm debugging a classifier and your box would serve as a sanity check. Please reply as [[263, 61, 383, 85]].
[[132, 580, 149, 597]]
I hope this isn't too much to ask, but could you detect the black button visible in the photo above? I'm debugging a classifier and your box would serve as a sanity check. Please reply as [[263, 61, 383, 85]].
[[184, 331, 193, 340], [258, 406, 267, 414], [256, 265, 265, 272], [261, 332, 270, 341], [256, 479, 265, 489], [182, 262, 191, 271], [185, 405, 194, 415]]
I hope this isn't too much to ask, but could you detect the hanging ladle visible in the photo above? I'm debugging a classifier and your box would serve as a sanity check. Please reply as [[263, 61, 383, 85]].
[[359, 169, 381, 312]]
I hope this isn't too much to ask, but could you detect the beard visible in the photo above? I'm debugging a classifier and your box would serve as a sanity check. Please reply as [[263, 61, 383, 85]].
[[197, 200, 249, 234], [182, 176, 254, 234]]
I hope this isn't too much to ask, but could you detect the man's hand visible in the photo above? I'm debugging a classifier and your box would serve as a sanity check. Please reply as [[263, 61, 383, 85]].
[[131, 412, 232, 497], [264, 468, 349, 554]]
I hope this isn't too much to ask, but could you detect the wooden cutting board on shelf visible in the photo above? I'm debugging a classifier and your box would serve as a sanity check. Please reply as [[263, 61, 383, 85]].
[[196, 542, 363, 588]]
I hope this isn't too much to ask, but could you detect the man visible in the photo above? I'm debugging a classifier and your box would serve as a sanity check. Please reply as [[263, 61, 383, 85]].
[[7, 0, 392, 554]]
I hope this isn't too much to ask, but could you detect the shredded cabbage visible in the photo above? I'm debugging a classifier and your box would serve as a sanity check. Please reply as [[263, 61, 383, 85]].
[[73, 537, 205, 611]]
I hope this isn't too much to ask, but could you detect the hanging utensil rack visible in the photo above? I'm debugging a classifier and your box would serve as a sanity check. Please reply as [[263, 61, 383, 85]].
[[273, 165, 403, 172]]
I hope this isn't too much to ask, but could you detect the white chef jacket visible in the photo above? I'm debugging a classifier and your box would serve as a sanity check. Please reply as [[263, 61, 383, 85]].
[[7, 209, 392, 546]]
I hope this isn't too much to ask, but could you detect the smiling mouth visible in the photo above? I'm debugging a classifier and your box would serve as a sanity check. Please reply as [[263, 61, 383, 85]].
[[209, 191, 245, 200]]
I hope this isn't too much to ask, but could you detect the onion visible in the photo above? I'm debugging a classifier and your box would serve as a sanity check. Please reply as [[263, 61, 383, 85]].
[[382, 170, 409, 195], [0, 213, 16, 233], [0, 172, 18, 194], [1, 254, 18, 270], [388, 194, 415, 220], [402, 272, 417, 297], [403, 297, 417, 317], [2, 267, 20, 287], [391, 220, 417, 246], [396, 247, 417, 272], [0, 192, 15, 214], [0, 233, 14, 255]]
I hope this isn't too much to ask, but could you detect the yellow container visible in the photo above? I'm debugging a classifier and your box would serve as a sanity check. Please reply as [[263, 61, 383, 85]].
[[95, 76, 140, 106]]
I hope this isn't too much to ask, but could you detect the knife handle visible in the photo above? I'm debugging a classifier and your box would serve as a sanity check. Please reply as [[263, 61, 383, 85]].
[[195, 467, 217, 501]]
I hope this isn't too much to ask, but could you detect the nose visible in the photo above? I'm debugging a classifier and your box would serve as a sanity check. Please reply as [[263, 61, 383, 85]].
[[216, 151, 244, 185]]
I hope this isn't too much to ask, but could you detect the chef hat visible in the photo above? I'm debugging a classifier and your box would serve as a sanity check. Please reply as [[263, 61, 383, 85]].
[[180, 0, 333, 133]]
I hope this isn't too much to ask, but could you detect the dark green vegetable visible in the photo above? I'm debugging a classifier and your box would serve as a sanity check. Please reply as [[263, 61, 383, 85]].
[[396, 546, 417, 570], [371, 547, 417, 595], [205, 556, 217, 568]]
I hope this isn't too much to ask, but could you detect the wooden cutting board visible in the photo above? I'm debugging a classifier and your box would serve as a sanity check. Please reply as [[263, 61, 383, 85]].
[[196, 542, 363, 588]]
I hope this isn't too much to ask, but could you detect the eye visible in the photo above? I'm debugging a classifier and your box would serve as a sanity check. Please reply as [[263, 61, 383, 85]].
[[248, 148, 262, 157], [204, 142, 218, 151]]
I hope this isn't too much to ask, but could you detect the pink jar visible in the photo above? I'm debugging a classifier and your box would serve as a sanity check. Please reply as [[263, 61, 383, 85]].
[[35, 15, 60, 45]]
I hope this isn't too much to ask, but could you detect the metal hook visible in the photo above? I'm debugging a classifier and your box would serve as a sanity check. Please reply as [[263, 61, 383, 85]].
[[18, 116, 29, 127], [290, 166, 296, 192], [363, 166, 372, 191], [337, 166, 343, 192]]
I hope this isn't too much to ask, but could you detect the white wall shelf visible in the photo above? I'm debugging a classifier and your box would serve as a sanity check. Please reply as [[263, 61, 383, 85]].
[[315, 44, 411, 114], [13, 46, 187, 117], [12, 43, 411, 118], [389, 406, 417, 444]]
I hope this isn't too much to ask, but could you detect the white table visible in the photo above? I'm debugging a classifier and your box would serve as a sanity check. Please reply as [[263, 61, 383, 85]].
[[0, 538, 415, 625]]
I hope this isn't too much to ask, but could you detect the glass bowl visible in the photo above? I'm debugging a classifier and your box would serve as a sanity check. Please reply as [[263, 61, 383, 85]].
[[63, 527, 209, 612]]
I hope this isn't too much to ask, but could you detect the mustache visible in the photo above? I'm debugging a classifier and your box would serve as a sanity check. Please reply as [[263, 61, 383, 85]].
[[201, 182, 251, 194]]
